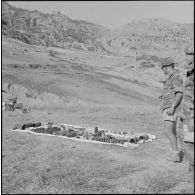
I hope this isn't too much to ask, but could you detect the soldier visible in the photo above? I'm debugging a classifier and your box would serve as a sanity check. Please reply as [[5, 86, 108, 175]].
[[160, 57, 183, 162], [181, 44, 194, 171], [182, 44, 194, 141]]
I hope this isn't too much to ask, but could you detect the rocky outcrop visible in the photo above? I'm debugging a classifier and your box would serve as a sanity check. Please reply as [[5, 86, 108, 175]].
[[2, 2, 193, 56], [2, 2, 110, 52], [102, 18, 193, 56]]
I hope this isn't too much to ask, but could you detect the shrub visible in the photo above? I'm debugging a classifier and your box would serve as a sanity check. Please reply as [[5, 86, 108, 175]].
[[141, 61, 155, 68]]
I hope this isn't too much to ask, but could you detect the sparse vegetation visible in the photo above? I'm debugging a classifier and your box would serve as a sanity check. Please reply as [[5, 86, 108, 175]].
[[141, 61, 155, 68], [2, 2, 194, 194], [2, 2, 110, 52], [2, 2, 193, 57]]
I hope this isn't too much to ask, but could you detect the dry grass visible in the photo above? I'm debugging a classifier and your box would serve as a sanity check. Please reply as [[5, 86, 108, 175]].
[[2, 77, 194, 194], [2, 37, 194, 194], [2, 102, 194, 194]]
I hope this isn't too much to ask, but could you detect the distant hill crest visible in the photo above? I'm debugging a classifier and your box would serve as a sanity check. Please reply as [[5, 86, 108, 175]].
[[2, 2, 194, 55]]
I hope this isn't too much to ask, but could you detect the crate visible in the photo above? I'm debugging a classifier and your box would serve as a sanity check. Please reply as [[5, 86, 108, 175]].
[[15, 103, 23, 110], [8, 104, 15, 111], [22, 107, 29, 113], [8, 97, 17, 104], [5, 102, 9, 111]]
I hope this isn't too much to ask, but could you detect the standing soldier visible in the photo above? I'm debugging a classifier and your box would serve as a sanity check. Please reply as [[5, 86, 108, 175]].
[[160, 57, 183, 162], [181, 44, 194, 171]]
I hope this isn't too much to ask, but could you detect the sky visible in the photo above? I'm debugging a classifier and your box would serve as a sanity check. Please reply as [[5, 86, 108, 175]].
[[8, 1, 194, 30]]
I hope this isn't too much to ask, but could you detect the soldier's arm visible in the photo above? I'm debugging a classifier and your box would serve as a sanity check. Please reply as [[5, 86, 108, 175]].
[[167, 76, 183, 115], [172, 76, 183, 109], [167, 92, 183, 115], [172, 93, 183, 109]]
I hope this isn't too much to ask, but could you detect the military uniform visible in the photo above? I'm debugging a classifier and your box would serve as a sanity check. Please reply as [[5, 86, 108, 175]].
[[160, 58, 183, 122], [181, 44, 194, 170], [182, 64, 194, 132], [159, 57, 184, 163], [181, 44, 194, 133]]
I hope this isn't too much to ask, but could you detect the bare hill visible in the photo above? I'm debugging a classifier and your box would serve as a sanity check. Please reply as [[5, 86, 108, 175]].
[[2, 1, 110, 53], [102, 18, 194, 57], [2, 2, 193, 57]]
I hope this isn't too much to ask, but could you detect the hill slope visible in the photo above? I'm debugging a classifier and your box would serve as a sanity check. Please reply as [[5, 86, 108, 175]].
[[2, 1, 110, 53], [2, 2, 193, 57], [102, 18, 193, 57]]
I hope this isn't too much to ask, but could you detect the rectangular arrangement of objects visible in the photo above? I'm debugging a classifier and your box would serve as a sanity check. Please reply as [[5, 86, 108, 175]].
[[12, 121, 156, 147]]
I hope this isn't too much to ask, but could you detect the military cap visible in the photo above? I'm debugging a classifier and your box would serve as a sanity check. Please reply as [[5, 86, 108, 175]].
[[160, 57, 174, 69], [184, 44, 194, 54]]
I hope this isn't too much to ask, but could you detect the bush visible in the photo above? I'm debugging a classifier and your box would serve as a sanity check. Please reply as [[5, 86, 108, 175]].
[[141, 61, 155, 68]]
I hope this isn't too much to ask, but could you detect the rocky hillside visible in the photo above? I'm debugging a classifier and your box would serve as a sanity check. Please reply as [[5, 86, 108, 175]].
[[2, 2, 194, 57], [2, 2, 110, 53], [102, 18, 193, 57]]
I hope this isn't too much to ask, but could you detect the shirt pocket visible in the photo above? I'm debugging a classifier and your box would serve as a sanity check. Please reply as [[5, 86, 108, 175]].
[[163, 87, 175, 100]]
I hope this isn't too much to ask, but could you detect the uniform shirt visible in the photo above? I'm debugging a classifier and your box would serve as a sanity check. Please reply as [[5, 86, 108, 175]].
[[160, 71, 183, 113], [181, 66, 194, 123]]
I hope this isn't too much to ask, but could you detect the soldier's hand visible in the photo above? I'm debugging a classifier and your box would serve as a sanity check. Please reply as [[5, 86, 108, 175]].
[[166, 106, 175, 115]]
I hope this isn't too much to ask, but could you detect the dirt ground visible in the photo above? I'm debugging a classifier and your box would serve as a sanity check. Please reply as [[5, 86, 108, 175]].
[[2, 37, 194, 194]]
